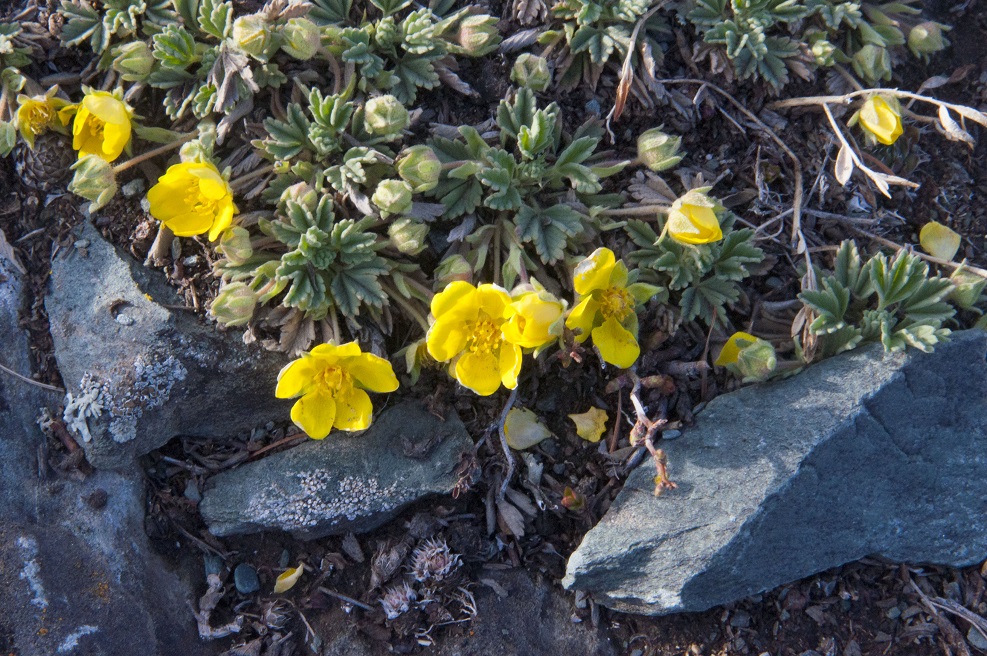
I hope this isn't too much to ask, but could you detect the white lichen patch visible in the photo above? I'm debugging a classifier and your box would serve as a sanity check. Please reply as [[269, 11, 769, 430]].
[[244, 472, 413, 531], [57, 625, 99, 653], [16, 536, 48, 611], [63, 353, 188, 443]]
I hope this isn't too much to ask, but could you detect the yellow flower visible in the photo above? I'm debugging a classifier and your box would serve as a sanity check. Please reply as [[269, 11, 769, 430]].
[[714, 331, 759, 367], [16, 89, 69, 148], [426, 281, 522, 396], [502, 282, 566, 352], [857, 96, 902, 146], [565, 247, 660, 369], [275, 341, 399, 439], [147, 161, 238, 241], [667, 188, 723, 245], [71, 89, 133, 162]]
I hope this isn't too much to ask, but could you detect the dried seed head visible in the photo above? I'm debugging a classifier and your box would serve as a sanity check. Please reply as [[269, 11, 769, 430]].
[[380, 581, 417, 620], [409, 538, 461, 583]]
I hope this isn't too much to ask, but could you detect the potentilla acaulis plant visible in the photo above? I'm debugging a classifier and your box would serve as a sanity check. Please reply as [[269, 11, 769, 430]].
[[0, 0, 981, 447]]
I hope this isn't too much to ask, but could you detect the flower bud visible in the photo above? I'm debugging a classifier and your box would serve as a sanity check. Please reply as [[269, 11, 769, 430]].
[[281, 17, 321, 60], [714, 331, 776, 382], [211, 282, 258, 327], [808, 35, 836, 67], [372, 179, 413, 217], [217, 226, 254, 265], [948, 269, 986, 310], [388, 217, 429, 255], [232, 14, 274, 60], [434, 254, 472, 287], [667, 188, 724, 245], [397, 145, 441, 192], [852, 44, 891, 83], [637, 128, 683, 172], [364, 95, 409, 137], [69, 154, 118, 213], [110, 42, 155, 82], [856, 95, 903, 146], [373, 16, 400, 50], [447, 14, 500, 57], [511, 53, 551, 92], [908, 22, 949, 59]]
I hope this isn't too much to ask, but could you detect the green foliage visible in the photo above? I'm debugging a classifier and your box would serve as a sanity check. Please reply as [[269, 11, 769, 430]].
[[59, 0, 176, 54], [425, 87, 626, 287], [550, 0, 668, 89], [798, 241, 955, 360], [688, 0, 948, 88], [317, 6, 500, 104], [214, 187, 389, 322], [0, 24, 33, 69], [626, 215, 764, 326]]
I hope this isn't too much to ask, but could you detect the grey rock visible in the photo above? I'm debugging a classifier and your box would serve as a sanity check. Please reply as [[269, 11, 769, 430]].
[[46, 221, 291, 468], [200, 401, 474, 539], [0, 252, 209, 656], [234, 564, 261, 594], [322, 570, 617, 656], [564, 331, 987, 614]]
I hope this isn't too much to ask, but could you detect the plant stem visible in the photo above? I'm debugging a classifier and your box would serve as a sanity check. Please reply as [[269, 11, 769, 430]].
[[113, 133, 196, 174], [600, 204, 669, 217], [497, 386, 519, 500], [230, 165, 274, 190]]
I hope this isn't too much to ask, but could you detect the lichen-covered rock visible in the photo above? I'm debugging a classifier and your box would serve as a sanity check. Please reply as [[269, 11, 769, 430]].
[[563, 331, 987, 615], [200, 401, 474, 539], [0, 249, 207, 656], [46, 222, 292, 468]]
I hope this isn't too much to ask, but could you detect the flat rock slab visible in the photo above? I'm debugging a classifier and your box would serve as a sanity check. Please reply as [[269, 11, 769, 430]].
[[46, 222, 291, 468], [200, 401, 474, 539], [564, 331, 987, 615]]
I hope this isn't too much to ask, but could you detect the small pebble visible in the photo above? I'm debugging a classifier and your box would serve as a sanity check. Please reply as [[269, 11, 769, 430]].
[[182, 255, 199, 267], [629, 650, 644, 656], [114, 313, 134, 326], [552, 463, 566, 476], [121, 178, 146, 197], [234, 563, 261, 594], [204, 555, 224, 577], [183, 479, 201, 503], [730, 610, 751, 628], [968, 627, 987, 650], [74, 239, 90, 249], [662, 429, 682, 440], [584, 99, 601, 117], [279, 549, 290, 569]]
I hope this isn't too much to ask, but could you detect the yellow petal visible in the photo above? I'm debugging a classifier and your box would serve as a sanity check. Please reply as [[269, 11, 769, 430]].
[[333, 386, 373, 431], [714, 331, 758, 367], [568, 407, 609, 443], [100, 120, 130, 161], [290, 388, 337, 439], [474, 283, 511, 320], [504, 407, 553, 450], [426, 316, 469, 362], [454, 351, 502, 396], [274, 563, 305, 594], [83, 92, 129, 125], [503, 292, 564, 349], [919, 221, 961, 261], [668, 204, 722, 245], [208, 201, 236, 242], [275, 357, 318, 398], [591, 317, 640, 368], [345, 352, 399, 393], [194, 167, 230, 199], [162, 211, 215, 237], [147, 182, 192, 220], [499, 343, 521, 390], [859, 96, 903, 146], [573, 247, 616, 296], [431, 280, 478, 321], [565, 296, 600, 343]]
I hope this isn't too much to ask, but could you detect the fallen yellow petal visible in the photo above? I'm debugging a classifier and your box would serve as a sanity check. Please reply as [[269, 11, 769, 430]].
[[274, 563, 305, 594], [919, 221, 961, 261], [504, 407, 553, 450], [568, 407, 608, 443]]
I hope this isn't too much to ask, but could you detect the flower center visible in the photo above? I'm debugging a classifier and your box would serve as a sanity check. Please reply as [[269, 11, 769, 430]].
[[467, 315, 502, 355], [84, 116, 105, 144], [25, 105, 53, 135], [599, 286, 634, 322], [184, 186, 219, 216], [316, 365, 351, 396]]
